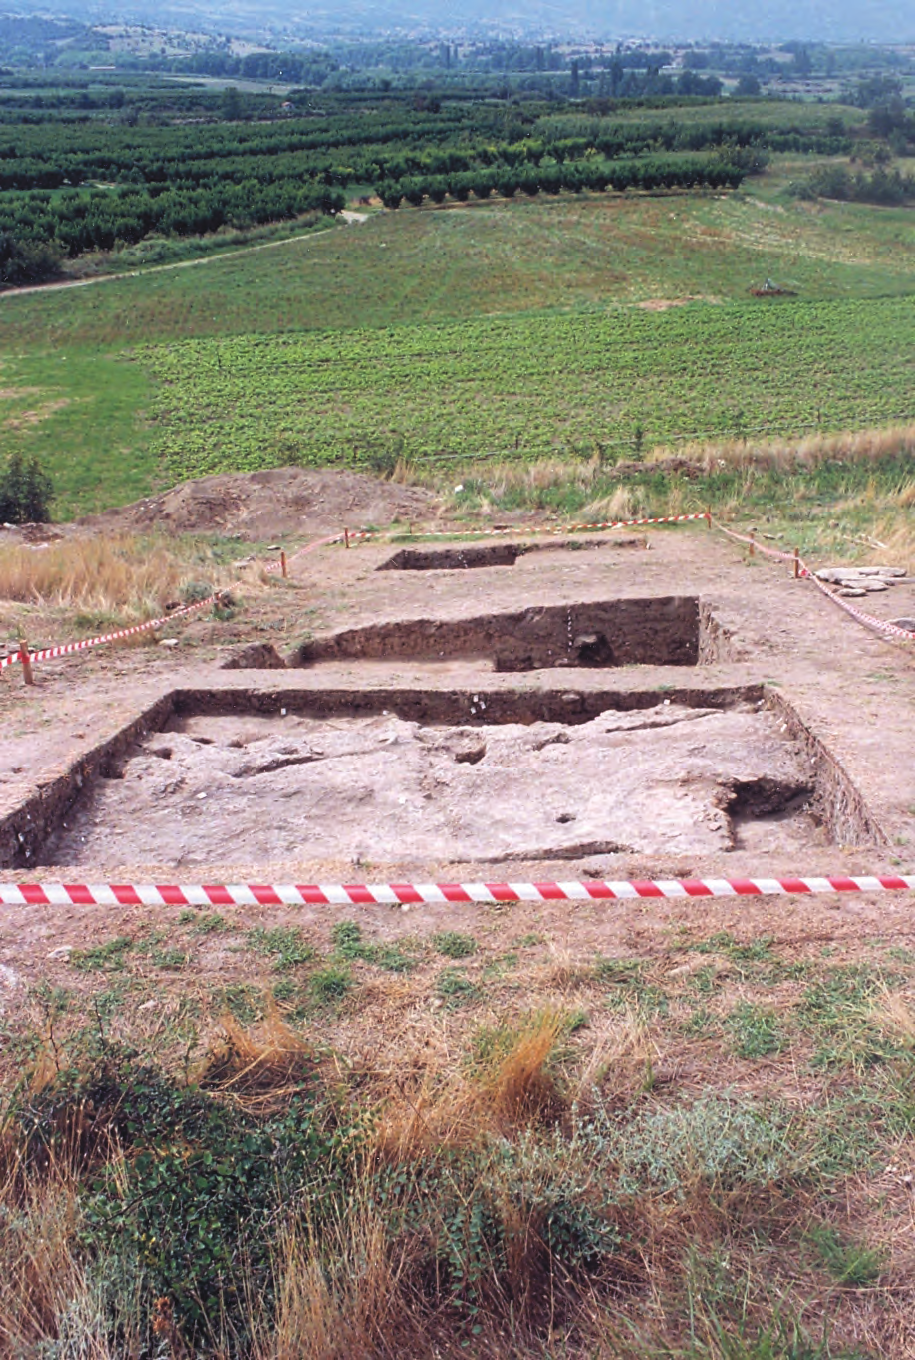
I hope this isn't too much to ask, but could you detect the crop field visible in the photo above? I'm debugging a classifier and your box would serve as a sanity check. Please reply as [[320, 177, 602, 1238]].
[[2, 169, 914, 515], [145, 296, 914, 482], [3, 169, 915, 355]]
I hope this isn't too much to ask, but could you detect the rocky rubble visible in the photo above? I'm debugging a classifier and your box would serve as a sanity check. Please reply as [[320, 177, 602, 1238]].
[[814, 565, 907, 597]]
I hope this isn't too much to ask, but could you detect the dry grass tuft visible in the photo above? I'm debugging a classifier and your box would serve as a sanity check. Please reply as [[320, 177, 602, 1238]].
[[869, 990, 915, 1049], [372, 1009, 567, 1160], [578, 484, 635, 522], [0, 1136, 133, 1357], [258, 1178, 422, 1360], [572, 1009, 653, 1107], [481, 1008, 566, 1131], [0, 535, 185, 615], [198, 1004, 316, 1110]]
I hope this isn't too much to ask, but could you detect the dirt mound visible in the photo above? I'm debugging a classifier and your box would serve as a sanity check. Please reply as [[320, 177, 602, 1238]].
[[80, 467, 439, 541]]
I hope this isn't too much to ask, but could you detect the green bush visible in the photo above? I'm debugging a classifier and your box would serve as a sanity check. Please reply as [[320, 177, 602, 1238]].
[[0, 449, 54, 524]]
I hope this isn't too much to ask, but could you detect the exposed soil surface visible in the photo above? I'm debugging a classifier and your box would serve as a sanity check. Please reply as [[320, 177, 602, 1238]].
[[0, 471, 913, 1021], [44, 704, 820, 867], [79, 466, 440, 540]]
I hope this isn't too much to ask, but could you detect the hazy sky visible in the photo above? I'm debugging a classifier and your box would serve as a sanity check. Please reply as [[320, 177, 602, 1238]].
[[13, 0, 915, 42]]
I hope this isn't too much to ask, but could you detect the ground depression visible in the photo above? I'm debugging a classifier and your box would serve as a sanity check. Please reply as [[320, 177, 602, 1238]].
[[45, 704, 823, 866]]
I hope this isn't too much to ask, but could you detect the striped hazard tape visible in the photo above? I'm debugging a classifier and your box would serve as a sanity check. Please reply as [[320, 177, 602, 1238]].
[[712, 521, 915, 643], [1, 875, 913, 908], [0, 532, 341, 674], [347, 511, 709, 543], [806, 570, 915, 642], [0, 589, 227, 672]]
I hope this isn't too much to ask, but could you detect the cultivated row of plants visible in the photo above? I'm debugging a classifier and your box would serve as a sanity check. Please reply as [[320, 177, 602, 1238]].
[[0, 89, 867, 259], [142, 296, 914, 484]]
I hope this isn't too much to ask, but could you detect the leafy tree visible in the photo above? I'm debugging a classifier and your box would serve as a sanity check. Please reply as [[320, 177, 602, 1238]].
[[0, 451, 54, 523], [0, 233, 62, 286]]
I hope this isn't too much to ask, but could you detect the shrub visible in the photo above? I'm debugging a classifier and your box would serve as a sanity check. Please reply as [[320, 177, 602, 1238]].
[[0, 450, 54, 524]]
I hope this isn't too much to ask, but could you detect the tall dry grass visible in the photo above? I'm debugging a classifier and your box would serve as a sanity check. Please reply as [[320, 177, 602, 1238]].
[[0, 535, 185, 616], [649, 422, 915, 476], [0, 1144, 134, 1357], [256, 1182, 421, 1360]]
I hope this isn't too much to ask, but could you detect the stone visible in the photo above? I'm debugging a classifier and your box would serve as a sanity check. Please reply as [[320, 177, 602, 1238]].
[[47, 945, 73, 959], [159, 637, 180, 647], [838, 588, 867, 597], [888, 618, 915, 631], [817, 565, 906, 583]]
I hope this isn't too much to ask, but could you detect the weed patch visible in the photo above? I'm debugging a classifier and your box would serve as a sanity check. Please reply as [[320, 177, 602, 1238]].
[[436, 968, 480, 1006], [330, 920, 416, 973], [248, 925, 315, 972], [69, 936, 133, 973], [432, 930, 478, 959], [726, 1002, 785, 1059], [310, 963, 352, 1004]]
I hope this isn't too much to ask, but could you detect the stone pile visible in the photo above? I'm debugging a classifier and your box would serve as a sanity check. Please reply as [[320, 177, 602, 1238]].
[[815, 566, 907, 598]]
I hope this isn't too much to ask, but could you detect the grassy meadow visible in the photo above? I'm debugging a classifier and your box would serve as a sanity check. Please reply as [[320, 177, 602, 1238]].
[[0, 151, 913, 518]]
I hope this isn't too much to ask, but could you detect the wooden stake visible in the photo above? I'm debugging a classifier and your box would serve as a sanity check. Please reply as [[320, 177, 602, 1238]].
[[20, 640, 33, 687], [344, 528, 350, 549], [793, 547, 800, 579], [705, 507, 712, 528], [749, 532, 756, 557], [280, 550, 287, 579]]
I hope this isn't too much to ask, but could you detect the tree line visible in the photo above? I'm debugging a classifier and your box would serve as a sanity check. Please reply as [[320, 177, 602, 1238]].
[[0, 88, 865, 270]]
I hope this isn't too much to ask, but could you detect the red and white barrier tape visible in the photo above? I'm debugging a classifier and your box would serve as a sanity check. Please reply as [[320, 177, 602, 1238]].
[[805, 571, 915, 642], [0, 590, 226, 672], [1, 875, 913, 908], [712, 520, 915, 642], [349, 512, 709, 543], [713, 522, 800, 565], [263, 531, 344, 573], [0, 532, 343, 674]]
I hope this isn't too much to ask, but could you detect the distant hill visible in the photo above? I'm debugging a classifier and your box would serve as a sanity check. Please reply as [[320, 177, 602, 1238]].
[[3, 0, 913, 42]]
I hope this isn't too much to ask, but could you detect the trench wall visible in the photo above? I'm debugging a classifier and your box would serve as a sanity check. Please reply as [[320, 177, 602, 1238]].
[[0, 680, 886, 868], [294, 597, 701, 671]]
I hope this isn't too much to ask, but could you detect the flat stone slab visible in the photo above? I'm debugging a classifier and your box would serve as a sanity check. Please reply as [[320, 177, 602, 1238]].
[[816, 566, 907, 583]]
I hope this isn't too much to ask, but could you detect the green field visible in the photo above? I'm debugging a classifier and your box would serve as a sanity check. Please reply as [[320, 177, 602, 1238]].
[[144, 296, 914, 482], [1, 157, 914, 515]]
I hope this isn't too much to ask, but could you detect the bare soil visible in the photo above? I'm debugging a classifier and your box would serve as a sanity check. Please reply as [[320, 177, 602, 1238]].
[[78, 466, 439, 540], [43, 704, 821, 868], [0, 469, 913, 1025]]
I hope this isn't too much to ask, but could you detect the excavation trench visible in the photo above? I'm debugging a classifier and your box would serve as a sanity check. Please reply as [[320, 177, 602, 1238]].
[[27, 683, 837, 869], [295, 597, 703, 671], [376, 538, 644, 572]]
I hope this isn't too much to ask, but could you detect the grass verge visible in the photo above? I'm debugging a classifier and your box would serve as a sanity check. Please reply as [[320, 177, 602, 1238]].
[[3, 915, 914, 1357]]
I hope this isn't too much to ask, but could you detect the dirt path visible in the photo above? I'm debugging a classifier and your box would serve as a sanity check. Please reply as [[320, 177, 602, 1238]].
[[0, 212, 365, 302]]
